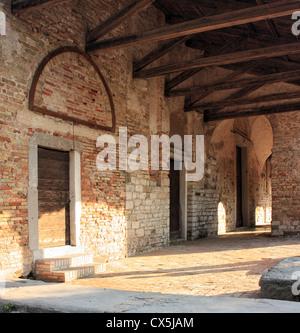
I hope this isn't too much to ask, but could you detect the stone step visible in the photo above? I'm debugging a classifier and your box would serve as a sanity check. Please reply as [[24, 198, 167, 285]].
[[35, 254, 107, 283], [35, 254, 93, 271]]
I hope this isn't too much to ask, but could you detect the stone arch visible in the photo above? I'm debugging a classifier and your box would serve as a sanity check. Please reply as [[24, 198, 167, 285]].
[[210, 116, 274, 231], [210, 119, 235, 158], [210, 119, 236, 232], [250, 116, 273, 173], [233, 118, 251, 138], [249, 116, 273, 227], [211, 119, 234, 144], [29, 46, 116, 132]]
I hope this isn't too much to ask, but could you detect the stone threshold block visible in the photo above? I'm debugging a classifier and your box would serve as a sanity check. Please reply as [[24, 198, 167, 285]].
[[259, 257, 300, 302]]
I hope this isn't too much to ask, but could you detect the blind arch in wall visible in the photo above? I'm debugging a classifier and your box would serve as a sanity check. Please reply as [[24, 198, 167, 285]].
[[29, 46, 116, 132]]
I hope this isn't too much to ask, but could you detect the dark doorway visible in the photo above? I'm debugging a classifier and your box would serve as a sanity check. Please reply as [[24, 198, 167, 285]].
[[236, 146, 243, 228], [169, 159, 181, 239], [38, 147, 70, 248]]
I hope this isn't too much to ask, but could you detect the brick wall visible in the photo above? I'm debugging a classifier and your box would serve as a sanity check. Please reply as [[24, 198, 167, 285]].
[[187, 114, 274, 238], [270, 111, 300, 236], [32, 50, 114, 129], [0, 0, 181, 277], [1, 0, 300, 279]]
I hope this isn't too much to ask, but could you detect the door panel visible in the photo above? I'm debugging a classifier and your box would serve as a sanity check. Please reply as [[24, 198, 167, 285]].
[[169, 159, 181, 238], [236, 146, 243, 228], [38, 147, 70, 248]]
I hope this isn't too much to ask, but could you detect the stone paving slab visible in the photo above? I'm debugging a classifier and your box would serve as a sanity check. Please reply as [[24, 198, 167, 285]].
[[2, 229, 300, 313], [69, 229, 300, 299], [1, 278, 300, 313]]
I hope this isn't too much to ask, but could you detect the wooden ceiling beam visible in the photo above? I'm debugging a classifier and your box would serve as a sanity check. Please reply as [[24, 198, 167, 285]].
[[186, 91, 300, 112], [256, 0, 281, 38], [203, 26, 295, 45], [184, 61, 261, 109], [167, 68, 300, 98], [87, 0, 300, 52], [86, 0, 155, 44], [165, 37, 248, 91], [185, 57, 300, 111], [133, 36, 191, 72], [204, 103, 300, 122], [135, 42, 300, 79]]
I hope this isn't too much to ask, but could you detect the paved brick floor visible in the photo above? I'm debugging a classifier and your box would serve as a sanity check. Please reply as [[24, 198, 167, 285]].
[[69, 227, 300, 298]]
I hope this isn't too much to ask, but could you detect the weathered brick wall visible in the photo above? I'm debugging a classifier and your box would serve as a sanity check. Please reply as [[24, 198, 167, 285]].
[[0, 0, 188, 277], [269, 111, 300, 236], [187, 113, 274, 238], [2, 0, 299, 279], [0, 2, 40, 276], [187, 185, 219, 239], [32, 51, 114, 128], [248, 159, 272, 226], [126, 171, 170, 255]]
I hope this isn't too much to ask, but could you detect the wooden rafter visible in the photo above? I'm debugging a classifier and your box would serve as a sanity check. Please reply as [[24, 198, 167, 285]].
[[184, 61, 261, 110], [87, 0, 300, 52], [133, 36, 191, 73], [204, 103, 300, 122], [193, 27, 296, 48], [135, 42, 300, 79], [164, 37, 248, 92], [86, 0, 155, 44], [256, 0, 281, 39], [168, 68, 300, 98], [186, 91, 300, 113]]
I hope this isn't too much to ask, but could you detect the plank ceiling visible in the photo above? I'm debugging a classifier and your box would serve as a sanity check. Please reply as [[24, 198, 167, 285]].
[[10, 0, 300, 121]]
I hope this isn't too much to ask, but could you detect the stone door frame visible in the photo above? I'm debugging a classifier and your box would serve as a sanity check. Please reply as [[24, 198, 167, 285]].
[[28, 133, 82, 260]]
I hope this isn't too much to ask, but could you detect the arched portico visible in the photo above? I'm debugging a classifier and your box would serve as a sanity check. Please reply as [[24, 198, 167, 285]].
[[211, 116, 273, 234]]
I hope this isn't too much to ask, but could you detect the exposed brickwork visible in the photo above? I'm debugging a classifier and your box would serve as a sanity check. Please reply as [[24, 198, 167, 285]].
[[0, 0, 198, 278], [187, 185, 219, 239], [1, 0, 299, 280], [126, 171, 170, 255], [32, 50, 114, 129], [187, 115, 274, 239], [270, 111, 300, 236]]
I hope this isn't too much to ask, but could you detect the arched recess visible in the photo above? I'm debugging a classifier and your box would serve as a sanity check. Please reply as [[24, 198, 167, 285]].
[[250, 116, 273, 173], [29, 46, 116, 132], [210, 119, 236, 233], [210, 116, 274, 232], [249, 116, 273, 226]]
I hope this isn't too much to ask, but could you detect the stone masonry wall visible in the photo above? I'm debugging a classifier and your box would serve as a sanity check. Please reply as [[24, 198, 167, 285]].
[[269, 111, 300, 236], [187, 113, 274, 238], [1, 0, 299, 279], [0, 0, 197, 277]]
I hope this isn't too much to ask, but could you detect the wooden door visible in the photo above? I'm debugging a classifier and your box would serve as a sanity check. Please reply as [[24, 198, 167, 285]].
[[38, 147, 70, 248], [236, 146, 243, 228], [169, 159, 181, 239]]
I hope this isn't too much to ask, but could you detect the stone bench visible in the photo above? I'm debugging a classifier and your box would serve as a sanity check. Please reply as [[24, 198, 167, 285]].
[[259, 257, 300, 302]]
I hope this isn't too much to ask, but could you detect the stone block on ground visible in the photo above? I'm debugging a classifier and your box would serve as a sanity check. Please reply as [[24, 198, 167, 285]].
[[259, 257, 300, 302]]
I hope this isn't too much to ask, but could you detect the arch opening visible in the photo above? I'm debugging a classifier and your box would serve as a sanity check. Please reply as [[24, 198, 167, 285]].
[[211, 116, 274, 233]]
